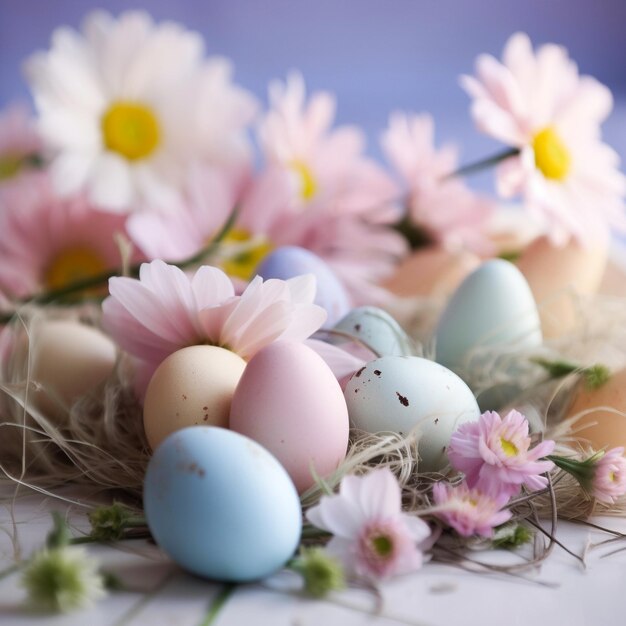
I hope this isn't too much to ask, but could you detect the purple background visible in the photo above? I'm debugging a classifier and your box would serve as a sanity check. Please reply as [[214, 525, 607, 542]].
[[1, 0, 625, 181]]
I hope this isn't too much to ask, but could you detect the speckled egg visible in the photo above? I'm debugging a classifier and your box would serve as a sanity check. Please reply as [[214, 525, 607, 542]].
[[229, 341, 349, 492], [332, 306, 414, 357], [255, 246, 351, 325], [144, 426, 302, 582], [143, 345, 246, 450], [344, 356, 480, 471], [435, 259, 543, 410]]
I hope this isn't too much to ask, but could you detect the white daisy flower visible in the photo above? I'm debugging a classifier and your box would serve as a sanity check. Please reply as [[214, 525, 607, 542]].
[[26, 10, 256, 213]]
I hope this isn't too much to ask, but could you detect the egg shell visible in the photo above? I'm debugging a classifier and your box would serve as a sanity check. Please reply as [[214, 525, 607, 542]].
[[517, 236, 608, 338], [144, 426, 302, 582], [384, 247, 480, 299], [332, 306, 414, 358], [565, 369, 626, 450], [21, 320, 116, 421], [229, 341, 349, 492], [143, 345, 246, 450], [256, 246, 351, 325], [435, 259, 542, 410], [344, 356, 480, 471]]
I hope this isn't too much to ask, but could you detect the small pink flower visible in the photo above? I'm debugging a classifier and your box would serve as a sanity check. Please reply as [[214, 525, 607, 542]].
[[306, 468, 433, 583], [381, 112, 494, 254], [448, 409, 555, 497], [102, 259, 327, 393], [432, 481, 511, 537], [592, 447, 626, 504]]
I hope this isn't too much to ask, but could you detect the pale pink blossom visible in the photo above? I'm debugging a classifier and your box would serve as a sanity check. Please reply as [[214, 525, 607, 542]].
[[127, 163, 407, 305], [306, 468, 433, 582], [258, 72, 398, 221], [432, 481, 511, 537], [462, 33, 626, 245], [0, 172, 129, 300], [592, 447, 626, 504], [448, 409, 555, 497], [381, 112, 494, 254], [102, 259, 327, 391]]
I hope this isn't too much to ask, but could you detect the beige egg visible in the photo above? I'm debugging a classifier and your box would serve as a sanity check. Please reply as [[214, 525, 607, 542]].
[[565, 368, 626, 450], [22, 319, 117, 422], [516, 236, 608, 338], [143, 345, 246, 450], [384, 247, 480, 299]]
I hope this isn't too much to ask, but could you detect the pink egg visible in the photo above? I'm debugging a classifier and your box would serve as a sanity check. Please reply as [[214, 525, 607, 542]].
[[229, 341, 349, 493]]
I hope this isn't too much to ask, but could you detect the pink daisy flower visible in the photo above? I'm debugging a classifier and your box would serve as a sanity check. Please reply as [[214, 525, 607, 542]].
[[381, 112, 494, 254], [101, 259, 327, 391], [461, 32, 626, 245], [0, 172, 128, 301], [0, 103, 42, 184], [306, 468, 433, 583], [432, 481, 512, 537], [592, 447, 626, 504], [258, 72, 398, 221], [448, 409, 555, 497]]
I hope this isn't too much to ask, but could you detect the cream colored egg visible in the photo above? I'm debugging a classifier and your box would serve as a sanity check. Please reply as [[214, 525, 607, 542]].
[[384, 247, 480, 299], [22, 319, 117, 421], [143, 345, 246, 450], [517, 236, 608, 339], [565, 368, 626, 451]]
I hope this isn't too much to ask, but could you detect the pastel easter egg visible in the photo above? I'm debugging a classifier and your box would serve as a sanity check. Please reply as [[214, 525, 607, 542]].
[[384, 247, 480, 299], [344, 356, 480, 472], [144, 426, 301, 582], [18, 319, 116, 421], [229, 341, 349, 492], [332, 306, 414, 358], [435, 259, 542, 410], [565, 369, 626, 450], [256, 246, 351, 325], [143, 345, 246, 450], [516, 236, 608, 338]]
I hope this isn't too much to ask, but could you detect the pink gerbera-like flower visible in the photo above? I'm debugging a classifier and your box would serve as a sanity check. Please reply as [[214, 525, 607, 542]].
[[102, 259, 327, 390], [258, 72, 398, 221], [306, 468, 433, 583], [461, 32, 626, 245], [432, 481, 512, 537], [448, 409, 555, 497], [0, 103, 42, 184], [592, 447, 626, 504], [381, 112, 494, 254], [0, 172, 128, 301]]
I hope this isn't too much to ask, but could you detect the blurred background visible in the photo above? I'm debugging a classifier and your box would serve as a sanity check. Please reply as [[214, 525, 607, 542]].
[[1, 0, 625, 185]]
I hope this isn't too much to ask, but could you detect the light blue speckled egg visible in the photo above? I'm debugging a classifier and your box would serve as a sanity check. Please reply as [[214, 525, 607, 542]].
[[143, 426, 302, 582], [332, 306, 415, 357], [255, 246, 351, 325], [435, 259, 543, 410]]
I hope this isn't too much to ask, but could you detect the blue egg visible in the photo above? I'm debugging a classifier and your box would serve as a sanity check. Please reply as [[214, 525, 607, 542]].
[[256, 246, 351, 325], [144, 426, 302, 582]]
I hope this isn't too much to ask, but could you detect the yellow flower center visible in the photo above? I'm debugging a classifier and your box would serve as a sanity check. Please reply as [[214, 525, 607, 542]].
[[532, 127, 571, 181], [221, 229, 273, 281], [101, 102, 160, 161], [371, 534, 393, 557], [500, 437, 519, 458], [290, 160, 317, 201], [609, 471, 617, 482], [0, 155, 23, 181], [45, 247, 108, 294]]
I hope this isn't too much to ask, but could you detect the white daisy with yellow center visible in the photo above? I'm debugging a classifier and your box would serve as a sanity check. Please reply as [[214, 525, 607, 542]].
[[26, 10, 256, 213]]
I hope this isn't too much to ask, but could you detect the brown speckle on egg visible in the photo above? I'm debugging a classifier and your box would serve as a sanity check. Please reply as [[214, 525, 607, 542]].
[[374, 370, 382, 376], [355, 366, 366, 378], [396, 392, 409, 407]]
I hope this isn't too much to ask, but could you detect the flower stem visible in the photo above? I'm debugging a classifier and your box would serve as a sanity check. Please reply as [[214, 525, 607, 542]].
[[532, 357, 610, 389], [445, 147, 520, 180], [0, 206, 239, 324], [199, 584, 236, 626]]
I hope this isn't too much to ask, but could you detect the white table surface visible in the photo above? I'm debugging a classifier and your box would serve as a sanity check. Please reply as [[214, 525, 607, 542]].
[[1, 486, 625, 626]]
